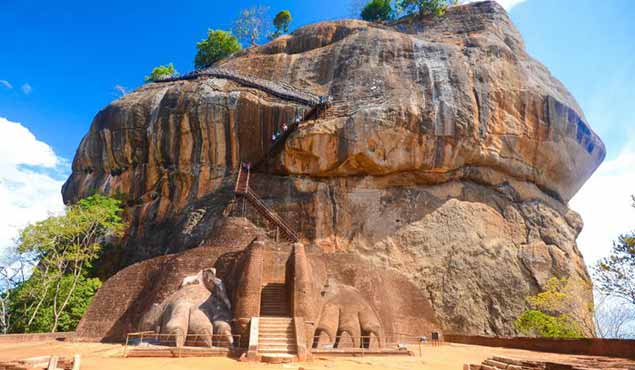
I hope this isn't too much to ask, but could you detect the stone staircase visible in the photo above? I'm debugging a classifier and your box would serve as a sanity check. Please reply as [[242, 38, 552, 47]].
[[260, 283, 290, 316], [257, 283, 297, 357], [258, 317, 297, 356]]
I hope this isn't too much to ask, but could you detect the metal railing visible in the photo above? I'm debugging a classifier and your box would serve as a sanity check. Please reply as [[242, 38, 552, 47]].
[[155, 68, 324, 106], [123, 332, 243, 358], [310, 333, 443, 357]]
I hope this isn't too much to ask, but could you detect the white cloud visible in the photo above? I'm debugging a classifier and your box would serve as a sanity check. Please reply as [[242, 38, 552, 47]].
[[493, 0, 527, 10], [0, 117, 68, 256], [0, 80, 12, 90], [462, 0, 528, 10], [21, 83, 32, 95], [570, 142, 635, 265]]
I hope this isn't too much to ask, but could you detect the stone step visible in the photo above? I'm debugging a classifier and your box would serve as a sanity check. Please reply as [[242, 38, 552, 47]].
[[260, 322, 293, 326], [258, 349, 298, 355], [261, 310, 290, 314], [259, 316, 292, 320], [260, 327, 294, 331], [259, 345, 298, 351], [259, 339, 296, 345]]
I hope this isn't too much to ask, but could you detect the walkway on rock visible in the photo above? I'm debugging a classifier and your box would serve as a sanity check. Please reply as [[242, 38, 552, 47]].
[[155, 68, 324, 107], [160, 67, 331, 242]]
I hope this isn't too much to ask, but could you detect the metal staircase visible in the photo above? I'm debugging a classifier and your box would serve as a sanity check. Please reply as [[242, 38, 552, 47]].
[[235, 166, 299, 242]]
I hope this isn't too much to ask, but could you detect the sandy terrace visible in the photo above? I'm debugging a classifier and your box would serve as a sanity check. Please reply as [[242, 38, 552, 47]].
[[0, 341, 634, 370]]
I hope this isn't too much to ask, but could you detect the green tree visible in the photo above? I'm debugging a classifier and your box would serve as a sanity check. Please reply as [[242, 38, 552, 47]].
[[514, 277, 592, 338], [594, 195, 635, 306], [9, 274, 101, 333], [395, 0, 457, 17], [515, 310, 584, 339], [144, 63, 178, 82], [269, 10, 292, 39], [233, 6, 270, 47], [7, 194, 124, 333], [194, 29, 242, 69], [361, 0, 394, 22]]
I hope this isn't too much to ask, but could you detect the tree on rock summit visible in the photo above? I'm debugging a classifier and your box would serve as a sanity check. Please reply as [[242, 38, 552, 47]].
[[233, 6, 270, 47], [396, 0, 457, 17], [194, 30, 242, 69], [144, 63, 178, 83], [361, 0, 394, 22], [269, 10, 292, 40]]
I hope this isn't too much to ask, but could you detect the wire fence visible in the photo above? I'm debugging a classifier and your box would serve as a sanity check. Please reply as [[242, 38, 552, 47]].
[[311, 332, 443, 356], [123, 332, 243, 358], [123, 331, 442, 358]]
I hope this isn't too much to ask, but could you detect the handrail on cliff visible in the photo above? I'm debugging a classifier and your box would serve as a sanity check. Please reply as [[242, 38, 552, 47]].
[[154, 67, 330, 107]]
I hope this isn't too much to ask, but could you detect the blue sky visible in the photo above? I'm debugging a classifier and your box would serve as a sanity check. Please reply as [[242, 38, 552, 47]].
[[0, 0, 634, 266]]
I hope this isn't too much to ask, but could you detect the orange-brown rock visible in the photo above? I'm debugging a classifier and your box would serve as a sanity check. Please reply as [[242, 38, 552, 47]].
[[65, 1, 603, 335]]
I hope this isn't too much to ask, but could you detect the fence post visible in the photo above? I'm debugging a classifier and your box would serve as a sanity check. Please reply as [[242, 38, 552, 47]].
[[362, 336, 365, 357], [123, 334, 129, 358]]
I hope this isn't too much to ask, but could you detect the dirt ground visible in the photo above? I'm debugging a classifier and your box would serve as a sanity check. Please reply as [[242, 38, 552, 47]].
[[0, 341, 634, 370]]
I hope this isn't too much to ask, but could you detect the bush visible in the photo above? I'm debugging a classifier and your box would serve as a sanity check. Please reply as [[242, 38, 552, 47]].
[[144, 63, 178, 83], [514, 277, 593, 338], [361, 0, 394, 22], [194, 29, 242, 69], [515, 310, 584, 339]]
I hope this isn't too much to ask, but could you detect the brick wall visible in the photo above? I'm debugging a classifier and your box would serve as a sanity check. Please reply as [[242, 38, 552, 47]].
[[0, 332, 75, 343], [446, 334, 635, 360]]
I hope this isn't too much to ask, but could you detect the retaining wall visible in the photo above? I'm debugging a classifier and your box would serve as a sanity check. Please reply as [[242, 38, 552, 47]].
[[0, 332, 75, 343], [445, 334, 635, 359]]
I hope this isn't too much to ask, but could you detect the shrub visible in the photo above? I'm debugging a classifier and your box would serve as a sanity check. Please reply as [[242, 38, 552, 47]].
[[144, 63, 178, 82], [514, 277, 593, 338], [194, 29, 242, 69], [515, 310, 584, 339]]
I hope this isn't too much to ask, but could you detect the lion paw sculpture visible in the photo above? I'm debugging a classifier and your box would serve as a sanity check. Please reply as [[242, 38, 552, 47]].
[[313, 279, 385, 349], [139, 268, 233, 348]]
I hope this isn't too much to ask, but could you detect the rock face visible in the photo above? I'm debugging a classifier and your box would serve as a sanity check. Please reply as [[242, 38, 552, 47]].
[[65, 1, 603, 336]]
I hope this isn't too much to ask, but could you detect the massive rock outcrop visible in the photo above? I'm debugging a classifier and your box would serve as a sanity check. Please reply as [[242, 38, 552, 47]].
[[65, 1, 604, 336]]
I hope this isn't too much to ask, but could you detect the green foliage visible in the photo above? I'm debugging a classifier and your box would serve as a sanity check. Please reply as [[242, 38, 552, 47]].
[[514, 277, 590, 338], [8, 273, 101, 333], [233, 6, 270, 47], [144, 63, 178, 83], [273, 10, 292, 34], [6, 194, 124, 333], [514, 310, 584, 339], [594, 196, 635, 306], [361, 0, 394, 22], [395, 0, 457, 17], [194, 29, 242, 69]]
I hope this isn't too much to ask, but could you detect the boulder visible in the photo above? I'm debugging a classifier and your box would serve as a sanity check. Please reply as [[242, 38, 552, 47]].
[[67, 1, 601, 336]]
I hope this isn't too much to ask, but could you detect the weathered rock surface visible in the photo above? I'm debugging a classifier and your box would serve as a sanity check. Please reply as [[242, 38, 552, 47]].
[[65, 1, 602, 335]]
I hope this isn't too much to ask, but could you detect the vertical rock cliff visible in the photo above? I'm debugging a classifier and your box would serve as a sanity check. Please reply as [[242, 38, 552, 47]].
[[64, 1, 604, 335]]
